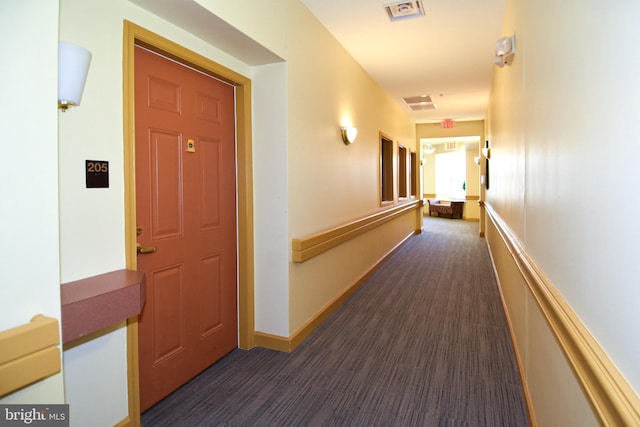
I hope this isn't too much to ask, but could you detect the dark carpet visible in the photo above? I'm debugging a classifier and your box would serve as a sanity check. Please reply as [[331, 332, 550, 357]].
[[142, 216, 529, 426]]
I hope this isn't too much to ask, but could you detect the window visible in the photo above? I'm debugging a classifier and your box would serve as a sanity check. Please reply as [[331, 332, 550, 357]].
[[435, 151, 466, 200], [410, 151, 418, 198], [380, 134, 394, 203], [398, 145, 408, 199]]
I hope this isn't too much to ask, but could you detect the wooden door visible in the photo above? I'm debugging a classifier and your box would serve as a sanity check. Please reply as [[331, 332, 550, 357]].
[[134, 46, 238, 412]]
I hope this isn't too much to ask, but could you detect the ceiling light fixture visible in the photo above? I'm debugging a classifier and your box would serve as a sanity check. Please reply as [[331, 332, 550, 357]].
[[423, 144, 435, 154]]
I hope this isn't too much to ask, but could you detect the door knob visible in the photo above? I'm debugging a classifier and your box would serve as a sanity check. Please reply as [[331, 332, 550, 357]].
[[137, 243, 157, 255]]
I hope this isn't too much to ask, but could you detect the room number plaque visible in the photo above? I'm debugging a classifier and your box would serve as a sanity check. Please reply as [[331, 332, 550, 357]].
[[86, 160, 109, 188]]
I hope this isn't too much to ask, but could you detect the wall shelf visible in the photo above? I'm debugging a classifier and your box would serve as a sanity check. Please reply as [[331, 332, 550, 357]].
[[61, 269, 145, 344]]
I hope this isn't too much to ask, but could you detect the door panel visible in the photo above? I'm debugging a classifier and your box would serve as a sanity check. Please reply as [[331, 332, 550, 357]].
[[148, 77, 181, 113], [135, 46, 238, 412], [199, 138, 222, 228], [199, 255, 222, 335], [151, 266, 185, 363], [149, 130, 183, 238]]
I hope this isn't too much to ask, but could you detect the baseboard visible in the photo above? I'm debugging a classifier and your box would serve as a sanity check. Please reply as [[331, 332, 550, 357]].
[[114, 416, 133, 427], [254, 230, 417, 353], [253, 332, 293, 353]]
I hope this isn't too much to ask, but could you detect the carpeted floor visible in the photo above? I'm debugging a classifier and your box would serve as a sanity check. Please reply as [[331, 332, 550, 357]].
[[142, 216, 529, 426]]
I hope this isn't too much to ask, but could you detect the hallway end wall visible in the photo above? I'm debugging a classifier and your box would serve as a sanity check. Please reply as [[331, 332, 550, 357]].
[[417, 120, 484, 221]]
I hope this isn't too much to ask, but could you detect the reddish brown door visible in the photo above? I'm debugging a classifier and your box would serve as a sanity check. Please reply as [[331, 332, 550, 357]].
[[134, 46, 238, 412]]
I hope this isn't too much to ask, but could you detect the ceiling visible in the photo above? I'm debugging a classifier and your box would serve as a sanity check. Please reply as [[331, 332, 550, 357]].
[[301, 0, 507, 124], [130, 0, 506, 125]]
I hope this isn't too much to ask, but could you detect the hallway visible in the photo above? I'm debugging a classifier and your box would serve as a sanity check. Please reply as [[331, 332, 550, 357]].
[[141, 217, 529, 426]]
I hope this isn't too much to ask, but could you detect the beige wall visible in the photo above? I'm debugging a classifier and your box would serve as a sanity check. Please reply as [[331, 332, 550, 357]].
[[416, 120, 484, 141], [487, 0, 640, 423], [464, 145, 480, 220], [284, 2, 417, 332]]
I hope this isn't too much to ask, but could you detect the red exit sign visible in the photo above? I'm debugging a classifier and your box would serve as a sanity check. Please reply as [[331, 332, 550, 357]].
[[442, 119, 454, 128]]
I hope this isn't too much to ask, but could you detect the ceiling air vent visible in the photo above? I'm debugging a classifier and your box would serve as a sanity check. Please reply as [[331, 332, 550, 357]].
[[384, 1, 425, 22], [402, 95, 437, 111]]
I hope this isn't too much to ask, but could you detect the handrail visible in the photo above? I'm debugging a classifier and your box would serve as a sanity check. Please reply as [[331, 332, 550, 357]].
[[292, 200, 422, 263], [0, 315, 61, 397], [482, 201, 640, 426]]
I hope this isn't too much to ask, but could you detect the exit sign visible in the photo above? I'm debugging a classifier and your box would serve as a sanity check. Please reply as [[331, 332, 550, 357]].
[[442, 119, 454, 128]]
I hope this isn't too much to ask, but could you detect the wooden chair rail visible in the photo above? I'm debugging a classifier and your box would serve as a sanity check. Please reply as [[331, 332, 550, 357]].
[[292, 200, 422, 263], [482, 201, 640, 426], [0, 315, 61, 397]]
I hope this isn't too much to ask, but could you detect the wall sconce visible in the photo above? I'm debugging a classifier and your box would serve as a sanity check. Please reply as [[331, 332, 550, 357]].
[[340, 126, 358, 145], [58, 41, 92, 111], [494, 35, 515, 68], [474, 156, 481, 165], [482, 147, 491, 159], [423, 144, 435, 154]]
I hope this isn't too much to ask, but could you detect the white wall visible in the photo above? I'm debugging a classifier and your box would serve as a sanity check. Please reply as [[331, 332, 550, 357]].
[[488, 0, 640, 400], [253, 62, 290, 336], [194, 0, 289, 59], [0, 0, 65, 404]]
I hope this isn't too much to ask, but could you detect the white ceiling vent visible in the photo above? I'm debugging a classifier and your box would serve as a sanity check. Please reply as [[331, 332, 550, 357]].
[[402, 95, 436, 111], [384, 1, 425, 22]]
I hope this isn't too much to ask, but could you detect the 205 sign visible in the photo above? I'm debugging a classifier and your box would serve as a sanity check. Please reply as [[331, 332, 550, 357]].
[[86, 160, 109, 188]]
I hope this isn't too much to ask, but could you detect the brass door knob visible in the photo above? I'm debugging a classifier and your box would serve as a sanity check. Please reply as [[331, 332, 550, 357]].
[[136, 243, 157, 255]]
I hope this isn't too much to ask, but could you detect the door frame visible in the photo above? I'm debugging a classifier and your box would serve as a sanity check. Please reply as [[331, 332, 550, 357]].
[[122, 20, 255, 424]]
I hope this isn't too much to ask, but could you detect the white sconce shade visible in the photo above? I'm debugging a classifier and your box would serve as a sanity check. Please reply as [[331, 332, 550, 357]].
[[341, 126, 358, 144], [494, 35, 516, 68], [423, 144, 435, 154], [495, 36, 513, 56], [58, 41, 92, 111]]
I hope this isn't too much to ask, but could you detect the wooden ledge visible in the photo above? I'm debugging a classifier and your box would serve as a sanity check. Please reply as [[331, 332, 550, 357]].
[[61, 269, 145, 344], [292, 200, 422, 263]]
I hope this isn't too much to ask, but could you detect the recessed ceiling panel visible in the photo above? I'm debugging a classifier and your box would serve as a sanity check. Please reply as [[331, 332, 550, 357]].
[[384, 1, 425, 22], [402, 95, 433, 104]]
